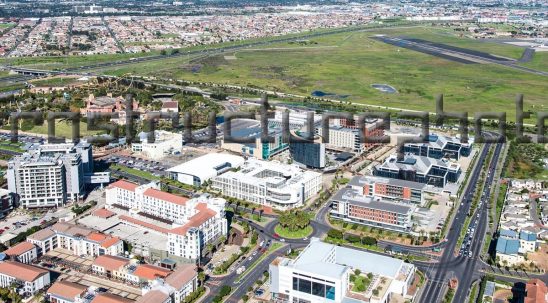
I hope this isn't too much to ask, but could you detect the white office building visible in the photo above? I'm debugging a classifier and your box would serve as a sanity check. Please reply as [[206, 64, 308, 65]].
[[211, 158, 322, 210], [167, 153, 245, 187], [132, 130, 183, 160], [7, 142, 92, 208], [270, 238, 416, 303]]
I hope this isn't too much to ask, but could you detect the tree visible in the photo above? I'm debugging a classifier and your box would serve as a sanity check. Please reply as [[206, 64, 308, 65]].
[[327, 229, 344, 239], [278, 211, 310, 232], [198, 272, 206, 286]]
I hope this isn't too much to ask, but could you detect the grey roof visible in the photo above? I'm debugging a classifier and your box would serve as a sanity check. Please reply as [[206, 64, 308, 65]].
[[291, 239, 407, 279], [407, 134, 470, 150], [484, 281, 495, 297], [348, 175, 427, 191], [331, 188, 413, 215], [378, 154, 458, 174]]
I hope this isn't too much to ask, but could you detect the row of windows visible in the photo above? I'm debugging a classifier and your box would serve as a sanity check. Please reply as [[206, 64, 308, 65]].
[[292, 277, 335, 300]]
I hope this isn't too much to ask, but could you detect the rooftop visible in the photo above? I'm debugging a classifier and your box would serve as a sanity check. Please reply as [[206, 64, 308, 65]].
[[331, 187, 414, 215], [92, 255, 130, 271], [167, 153, 245, 181], [0, 261, 48, 282], [4, 241, 36, 256], [47, 281, 88, 300]]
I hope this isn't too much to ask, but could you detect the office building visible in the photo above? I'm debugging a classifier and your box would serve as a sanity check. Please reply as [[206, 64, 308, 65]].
[[269, 238, 415, 303], [374, 154, 461, 188], [211, 158, 322, 210], [0, 188, 15, 218], [221, 120, 288, 160], [316, 119, 384, 153], [106, 180, 228, 260], [7, 142, 93, 208], [404, 134, 471, 160], [132, 130, 183, 160], [330, 187, 415, 233], [0, 261, 50, 296], [268, 111, 322, 130], [167, 153, 245, 187], [289, 141, 326, 169], [347, 175, 432, 206]]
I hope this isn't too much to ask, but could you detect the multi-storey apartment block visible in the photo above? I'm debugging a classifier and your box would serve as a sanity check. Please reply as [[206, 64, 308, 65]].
[[105, 180, 227, 261], [7, 142, 93, 208], [27, 222, 123, 257], [347, 175, 431, 206]]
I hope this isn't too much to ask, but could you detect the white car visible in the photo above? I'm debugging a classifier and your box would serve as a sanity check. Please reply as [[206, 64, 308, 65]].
[[280, 239, 285, 242]]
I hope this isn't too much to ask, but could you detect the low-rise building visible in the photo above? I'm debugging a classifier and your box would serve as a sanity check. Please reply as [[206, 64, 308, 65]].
[[270, 238, 415, 303], [132, 130, 183, 160], [347, 175, 432, 206], [27, 222, 123, 257], [374, 154, 461, 188], [0, 261, 50, 295], [330, 187, 415, 233], [221, 122, 288, 160], [4, 241, 38, 264], [46, 280, 89, 303], [167, 153, 245, 187], [404, 134, 471, 160], [211, 158, 322, 210]]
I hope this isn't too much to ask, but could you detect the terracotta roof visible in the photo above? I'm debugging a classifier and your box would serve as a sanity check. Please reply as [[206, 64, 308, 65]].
[[132, 264, 171, 281], [87, 232, 108, 242], [119, 215, 171, 234], [108, 180, 139, 192], [526, 279, 548, 303], [4, 241, 36, 256], [0, 261, 48, 282], [135, 290, 170, 303], [92, 255, 130, 271], [101, 237, 122, 248], [143, 188, 188, 206], [91, 293, 133, 303], [47, 281, 88, 299], [165, 264, 197, 290], [93, 208, 116, 219], [170, 208, 217, 236]]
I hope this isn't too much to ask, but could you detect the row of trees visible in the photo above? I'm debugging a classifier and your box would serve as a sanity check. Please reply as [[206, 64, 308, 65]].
[[327, 228, 378, 246]]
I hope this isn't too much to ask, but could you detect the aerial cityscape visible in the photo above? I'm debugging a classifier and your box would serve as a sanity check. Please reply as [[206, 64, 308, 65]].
[[0, 0, 546, 303]]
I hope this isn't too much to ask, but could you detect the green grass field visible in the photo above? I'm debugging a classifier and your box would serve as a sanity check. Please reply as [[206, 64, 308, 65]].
[[3, 25, 546, 119], [105, 26, 546, 119], [274, 225, 313, 239], [24, 120, 102, 138]]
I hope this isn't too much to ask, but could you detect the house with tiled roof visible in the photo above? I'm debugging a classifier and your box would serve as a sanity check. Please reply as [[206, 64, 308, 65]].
[[4, 241, 37, 264], [496, 237, 524, 266], [106, 180, 228, 261], [0, 261, 50, 295], [47, 281, 88, 303], [525, 279, 548, 303]]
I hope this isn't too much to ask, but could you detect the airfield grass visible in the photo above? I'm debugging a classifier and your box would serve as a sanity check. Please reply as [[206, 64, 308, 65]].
[[98, 26, 548, 119], [2, 25, 546, 119]]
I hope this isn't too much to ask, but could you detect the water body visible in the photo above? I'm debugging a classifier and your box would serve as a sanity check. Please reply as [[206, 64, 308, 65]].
[[311, 90, 349, 99], [371, 84, 398, 94]]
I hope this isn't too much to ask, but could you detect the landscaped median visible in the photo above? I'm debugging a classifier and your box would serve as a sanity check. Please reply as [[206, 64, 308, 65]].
[[275, 210, 313, 239], [234, 242, 284, 284]]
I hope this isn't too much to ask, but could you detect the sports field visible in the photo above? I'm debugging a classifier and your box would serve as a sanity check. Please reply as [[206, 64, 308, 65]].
[[95, 26, 546, 119]]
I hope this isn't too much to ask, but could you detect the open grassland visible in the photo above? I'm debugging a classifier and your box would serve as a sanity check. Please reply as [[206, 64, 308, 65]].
[[521, 51, 548, 72], [98, 26, 547, 119]]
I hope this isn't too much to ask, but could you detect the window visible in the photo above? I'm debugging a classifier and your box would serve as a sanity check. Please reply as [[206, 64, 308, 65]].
[[292, 277, 299, 291], [312, 282, 325, 297], [298, 279, 311, 294], [326, 285, 335, 300]]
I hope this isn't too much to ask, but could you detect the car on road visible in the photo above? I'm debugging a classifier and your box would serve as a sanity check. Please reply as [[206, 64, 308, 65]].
[[280, 239, 285, 242]]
